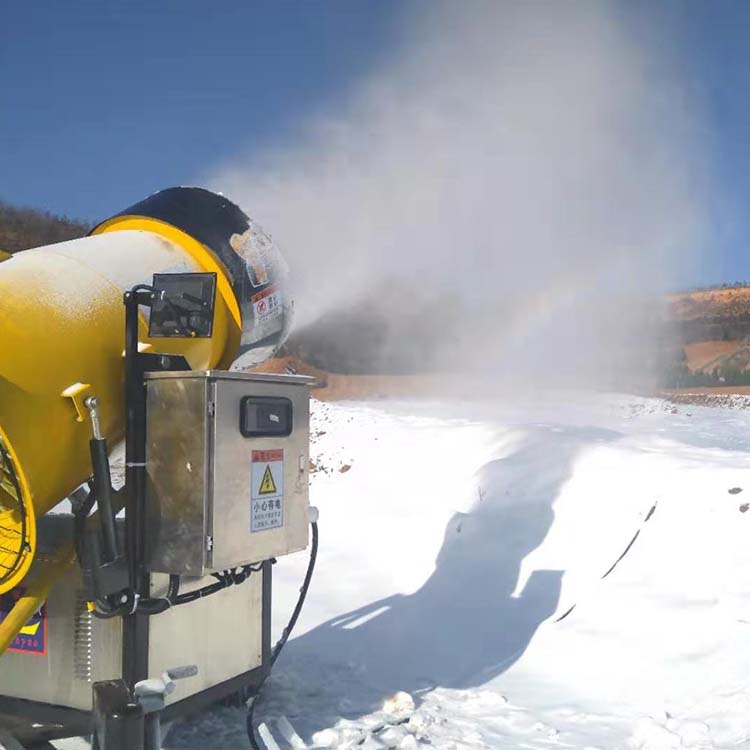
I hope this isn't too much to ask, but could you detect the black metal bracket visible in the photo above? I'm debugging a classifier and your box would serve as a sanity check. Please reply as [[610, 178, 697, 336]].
[[122, 286, 190, 692], [92, 680, 143, 750]]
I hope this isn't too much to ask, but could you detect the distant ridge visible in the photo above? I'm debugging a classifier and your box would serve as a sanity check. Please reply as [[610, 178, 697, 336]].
[[0, 201, 90, 254], [676, 281, 750, 294]]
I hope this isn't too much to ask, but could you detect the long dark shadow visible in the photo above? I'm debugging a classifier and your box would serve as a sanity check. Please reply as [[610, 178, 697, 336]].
[[249, 424, 623, 742]]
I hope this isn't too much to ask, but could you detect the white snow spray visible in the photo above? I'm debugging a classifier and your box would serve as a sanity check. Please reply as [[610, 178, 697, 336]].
[[208, 1, 712, 388]]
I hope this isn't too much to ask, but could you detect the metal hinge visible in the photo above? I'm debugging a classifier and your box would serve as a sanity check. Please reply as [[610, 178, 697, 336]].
[[206, 535, 213, 551], [207, 401, 215, 417]]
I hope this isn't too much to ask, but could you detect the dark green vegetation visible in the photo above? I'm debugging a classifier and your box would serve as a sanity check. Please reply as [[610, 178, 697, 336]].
[[662, 362, 750, 387], [0, 202, 90, 254]]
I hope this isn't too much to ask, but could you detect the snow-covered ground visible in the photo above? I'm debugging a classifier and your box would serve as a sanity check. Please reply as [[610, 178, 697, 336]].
[[163, 392, 750, 750], [66, 392, 750, 749]]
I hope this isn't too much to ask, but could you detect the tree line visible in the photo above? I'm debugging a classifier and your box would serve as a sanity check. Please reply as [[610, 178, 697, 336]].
[[678, 281, 750, 294], [662, 362, 750, 388], [0, 201, 90, 254]]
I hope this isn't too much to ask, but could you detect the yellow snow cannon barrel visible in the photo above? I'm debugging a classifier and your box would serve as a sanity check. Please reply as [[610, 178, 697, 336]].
[[0, 187, 292, 594]]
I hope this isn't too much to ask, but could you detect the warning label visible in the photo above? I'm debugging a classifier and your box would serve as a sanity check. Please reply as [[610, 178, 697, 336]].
[[259, 465, 277, 495], [252, 288, 282, 325], [251, 449, 284, 532], [0, 588, 48, 656]]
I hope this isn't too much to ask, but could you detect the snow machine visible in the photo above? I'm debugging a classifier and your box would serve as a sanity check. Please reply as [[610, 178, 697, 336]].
[[0, 188, 316, 749]]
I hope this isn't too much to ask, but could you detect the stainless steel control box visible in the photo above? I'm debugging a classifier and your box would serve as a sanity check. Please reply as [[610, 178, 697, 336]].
[[144, 371, 312, 576]]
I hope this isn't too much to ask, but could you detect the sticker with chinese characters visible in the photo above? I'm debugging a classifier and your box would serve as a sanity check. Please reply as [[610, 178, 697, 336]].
[[251, 449, 284, 532], [251, 286, 282, 324]]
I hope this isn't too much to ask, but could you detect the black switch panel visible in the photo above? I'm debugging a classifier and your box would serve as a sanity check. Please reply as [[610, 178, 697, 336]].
[[240, 396, 293, 437]]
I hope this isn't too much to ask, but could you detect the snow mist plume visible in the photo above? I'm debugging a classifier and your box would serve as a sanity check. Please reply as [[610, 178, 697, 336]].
[[209, 1, 710, 387]]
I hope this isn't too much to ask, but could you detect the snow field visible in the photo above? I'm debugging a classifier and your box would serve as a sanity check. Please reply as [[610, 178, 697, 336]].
[[250, 394, 750, 749]]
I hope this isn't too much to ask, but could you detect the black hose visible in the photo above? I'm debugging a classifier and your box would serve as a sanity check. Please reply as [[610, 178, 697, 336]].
[[271, 522, 318, 667], [120, 564, 256, 615], [172, 573, 228, 606], [246, 702, 261, 750], [138, 574, 181, 615], [91, 590, 135, 619], [247, 521, 318, 750]]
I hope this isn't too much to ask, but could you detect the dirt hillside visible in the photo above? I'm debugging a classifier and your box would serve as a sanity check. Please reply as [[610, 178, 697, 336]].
[[666, 286, 750, 378], [668, 286, 750, 322]]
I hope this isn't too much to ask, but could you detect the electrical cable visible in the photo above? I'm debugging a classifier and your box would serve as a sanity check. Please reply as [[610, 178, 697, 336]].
[[137, 575, 181, 615], [90, 563, 260, 617], [271, 522, 318, 668], [138, 564, 264, 612], [172, 574, 228, 606], [246, 521, 318, 750], [91, 590, 135, 620]]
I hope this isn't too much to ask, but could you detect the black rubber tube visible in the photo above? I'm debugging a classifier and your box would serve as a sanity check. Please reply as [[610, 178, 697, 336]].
[[247, 521, 318, 750], [271, 522, 318, 667]]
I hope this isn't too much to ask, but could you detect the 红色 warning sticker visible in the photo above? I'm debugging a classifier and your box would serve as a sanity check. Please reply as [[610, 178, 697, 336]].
[[251, 286, 282, 324], [251, 449, 284, 532], [0, 588, 48, 656]]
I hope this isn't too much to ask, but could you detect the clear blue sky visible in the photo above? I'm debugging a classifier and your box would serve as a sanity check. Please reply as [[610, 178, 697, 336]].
[[0, 2, 404, 219], [2, 1, 750, 284], [678, 1, 750, 284]]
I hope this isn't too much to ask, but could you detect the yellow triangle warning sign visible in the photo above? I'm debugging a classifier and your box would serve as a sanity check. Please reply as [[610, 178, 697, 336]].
[[259, 465, 278, 495]]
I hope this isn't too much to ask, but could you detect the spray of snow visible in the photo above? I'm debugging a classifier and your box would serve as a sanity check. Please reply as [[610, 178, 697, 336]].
[[209, 1, 711, 385]]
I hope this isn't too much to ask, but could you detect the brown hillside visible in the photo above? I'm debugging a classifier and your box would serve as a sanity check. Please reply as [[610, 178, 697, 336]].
[[666, 287, 750, 377], [683, 341, 740, 371], [0, 201, 90, 254], [668, 286, 750, 322]]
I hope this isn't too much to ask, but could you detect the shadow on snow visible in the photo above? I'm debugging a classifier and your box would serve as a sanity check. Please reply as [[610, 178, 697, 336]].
[[165, 423, 622, 748], [264, 424, 622, 740]]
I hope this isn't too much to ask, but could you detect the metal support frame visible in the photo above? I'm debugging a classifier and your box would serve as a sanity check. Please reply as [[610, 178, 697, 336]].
[[122, 286, 192, 690]]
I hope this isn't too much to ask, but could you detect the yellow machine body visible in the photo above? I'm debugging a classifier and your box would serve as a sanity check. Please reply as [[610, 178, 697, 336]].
[[0, 223, 242, 593]]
